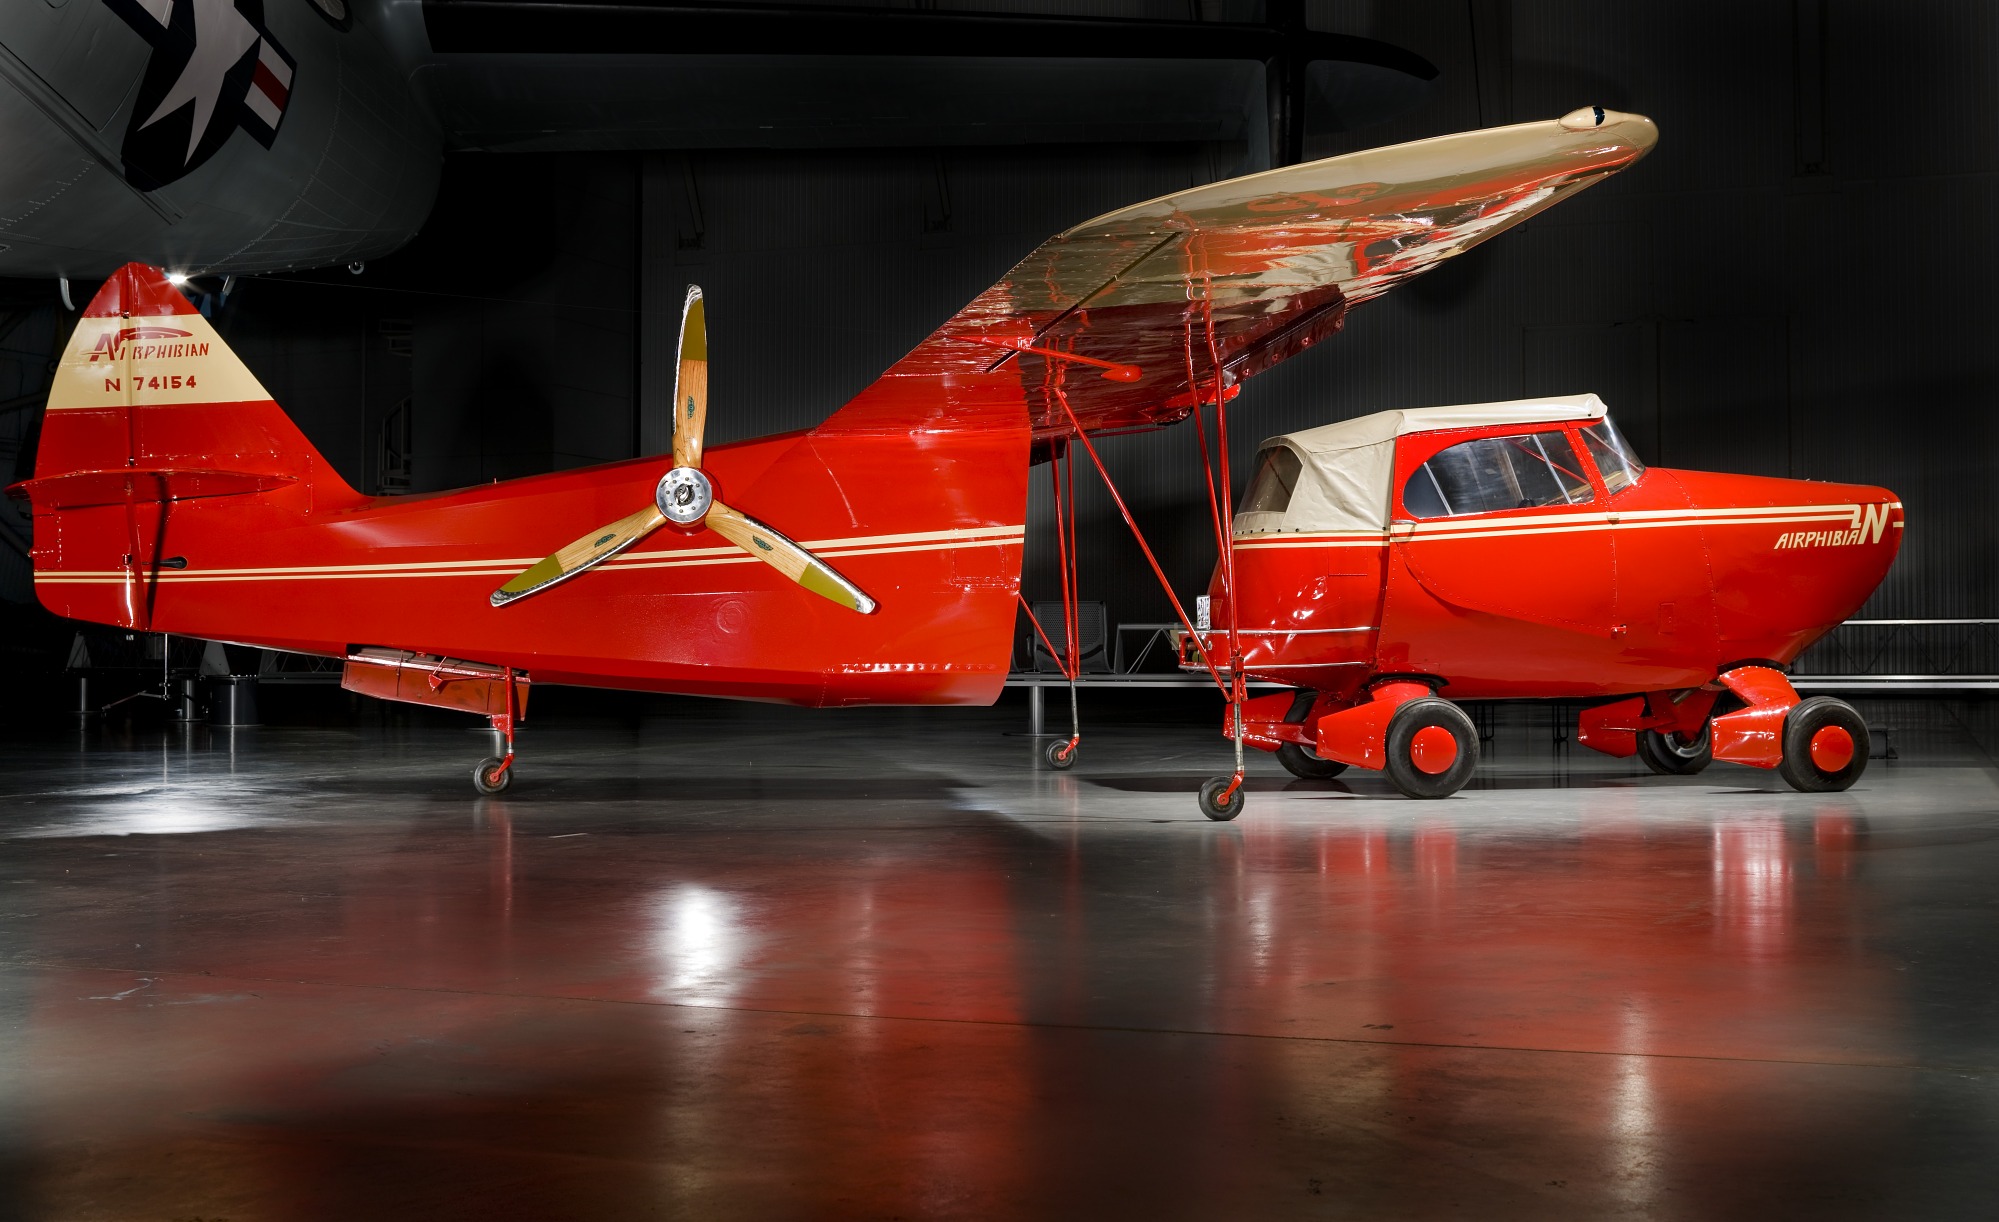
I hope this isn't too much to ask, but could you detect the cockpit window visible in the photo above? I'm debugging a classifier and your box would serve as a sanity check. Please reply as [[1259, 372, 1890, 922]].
[[1239, 446, 1303, 515], [1401, 429, 1595, 519], [1580, 418, 1646, 494]]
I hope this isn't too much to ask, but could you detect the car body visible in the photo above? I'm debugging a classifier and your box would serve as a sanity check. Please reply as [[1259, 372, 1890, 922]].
[[1182, 395, 1901, 797]]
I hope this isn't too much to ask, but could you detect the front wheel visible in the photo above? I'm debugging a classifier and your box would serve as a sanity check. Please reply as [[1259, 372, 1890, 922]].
[[1779, 697, 1868, 792], [1383, 698, 1479, 799], [473, 756, 513, 795], [1636, 724, 1712, 775], [1043, 738, 1077, 770], [1275, 741, 1348, 780], [1198, 776, 1244, 821]]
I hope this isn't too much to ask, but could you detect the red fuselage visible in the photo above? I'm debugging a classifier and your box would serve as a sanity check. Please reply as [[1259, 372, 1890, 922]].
[[1202, 421, 1902, 702]]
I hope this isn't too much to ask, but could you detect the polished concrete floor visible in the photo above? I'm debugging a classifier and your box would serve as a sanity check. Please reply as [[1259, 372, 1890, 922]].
[[4, 694, 1999, 1219]]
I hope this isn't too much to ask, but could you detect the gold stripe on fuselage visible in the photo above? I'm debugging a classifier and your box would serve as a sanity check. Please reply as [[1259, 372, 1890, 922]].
[[34, 525, 1026, 585]]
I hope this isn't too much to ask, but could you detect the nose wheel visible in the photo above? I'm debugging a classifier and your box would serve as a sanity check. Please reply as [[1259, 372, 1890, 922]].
[[1779, 696, 1869, 792]]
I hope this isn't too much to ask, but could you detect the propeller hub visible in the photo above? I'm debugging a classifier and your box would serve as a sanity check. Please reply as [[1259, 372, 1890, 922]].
[[655, 466, 713, 526]]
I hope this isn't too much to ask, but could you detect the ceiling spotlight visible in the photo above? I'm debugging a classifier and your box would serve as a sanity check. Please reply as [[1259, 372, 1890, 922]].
[[166, 272, 188, 286]]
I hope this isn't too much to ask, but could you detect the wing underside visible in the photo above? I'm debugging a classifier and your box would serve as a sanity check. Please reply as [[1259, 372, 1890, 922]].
[[854, 109, 1657, 440]]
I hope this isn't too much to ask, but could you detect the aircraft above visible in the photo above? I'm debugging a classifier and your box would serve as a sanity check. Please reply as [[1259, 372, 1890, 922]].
[[0, 0, 1437, 281]]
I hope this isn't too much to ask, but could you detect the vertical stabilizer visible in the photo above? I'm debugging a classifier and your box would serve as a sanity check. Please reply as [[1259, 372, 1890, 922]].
[[32, 263, 358, 502], [15, 263, 363, 630]]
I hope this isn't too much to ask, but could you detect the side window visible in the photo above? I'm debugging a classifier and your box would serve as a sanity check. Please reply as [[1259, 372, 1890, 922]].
[[1239, 446, 1303, 515], [1580, 418, 1646, 495], [1401, 430, 1594, 519]]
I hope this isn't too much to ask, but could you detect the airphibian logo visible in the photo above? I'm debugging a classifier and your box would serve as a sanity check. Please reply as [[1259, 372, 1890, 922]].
[[49, 305, 268, 411], [1774, 503, 1895, 549], [85, 326, 202, 362]]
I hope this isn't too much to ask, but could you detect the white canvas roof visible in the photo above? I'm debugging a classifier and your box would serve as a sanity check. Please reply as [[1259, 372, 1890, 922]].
[[1237, 394, 1608, 535]]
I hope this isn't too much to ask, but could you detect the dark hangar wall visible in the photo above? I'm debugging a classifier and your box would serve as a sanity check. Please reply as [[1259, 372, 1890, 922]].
[[212, 1, 1996, 643]]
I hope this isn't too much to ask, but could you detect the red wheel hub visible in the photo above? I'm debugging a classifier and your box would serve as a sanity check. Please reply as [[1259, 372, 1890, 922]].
[[1809, 725, 1855, 773], [1409, 725, 1459, 775]]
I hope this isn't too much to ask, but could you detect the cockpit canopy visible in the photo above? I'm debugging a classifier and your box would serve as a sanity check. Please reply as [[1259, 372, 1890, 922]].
[[1235, 394, 1645, 535]]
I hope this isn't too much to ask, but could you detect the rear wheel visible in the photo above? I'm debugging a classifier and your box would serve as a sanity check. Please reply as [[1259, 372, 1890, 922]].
[[1779, 697, 1868, 792], [1198, 775, 1244, 821], [1636, 724, 1712, 775], [473, 756, 513, 796], [1275, 741, 1347, 779], [1044, 738, 1077, 770], [1383, 698, 1478, 799]]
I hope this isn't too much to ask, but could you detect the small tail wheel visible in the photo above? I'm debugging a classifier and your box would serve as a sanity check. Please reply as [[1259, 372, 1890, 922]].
[[1779, 697, 1868, 792], [1198, 775, 1244, 821], [1044, 738, 1077, 770], [1275, 741, 1347, 779], [1383, 698, 1479, 799], [473, 756, 514, 796], [1636, 723, 1713, 775]]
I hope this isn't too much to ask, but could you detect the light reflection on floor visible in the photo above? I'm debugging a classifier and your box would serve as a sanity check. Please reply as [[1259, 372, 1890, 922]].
[[2, 699, 1998, 1219]]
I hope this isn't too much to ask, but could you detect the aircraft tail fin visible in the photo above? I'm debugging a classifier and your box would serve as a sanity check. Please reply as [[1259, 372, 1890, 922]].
[[11, 264, 363, 631], [17, 263, 360, 508]]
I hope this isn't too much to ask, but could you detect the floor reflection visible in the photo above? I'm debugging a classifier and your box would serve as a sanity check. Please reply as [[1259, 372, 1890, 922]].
[[2, 707, 1997, 1218]]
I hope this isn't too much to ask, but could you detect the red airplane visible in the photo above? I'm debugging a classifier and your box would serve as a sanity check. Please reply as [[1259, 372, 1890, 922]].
[[13, 108, 1664, 804], [1183, 396, 1901, 811]]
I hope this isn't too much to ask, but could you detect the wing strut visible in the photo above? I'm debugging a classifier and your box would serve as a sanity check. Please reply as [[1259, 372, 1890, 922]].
[[1025, 277, 1252, 817]]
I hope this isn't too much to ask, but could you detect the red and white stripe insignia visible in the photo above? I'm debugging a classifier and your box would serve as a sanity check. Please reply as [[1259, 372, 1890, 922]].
[[245, 39, 293, 128]]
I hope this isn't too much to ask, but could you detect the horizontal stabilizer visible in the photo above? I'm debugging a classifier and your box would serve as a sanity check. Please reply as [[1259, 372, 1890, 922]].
[[9, 467, 297, 511]]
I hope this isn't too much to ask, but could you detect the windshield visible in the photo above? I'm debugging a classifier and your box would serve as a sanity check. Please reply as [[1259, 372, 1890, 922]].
[[1580, 418, 1646, 494], [1402, 429, 1594, 519], [1239, 446, 1303, 515]]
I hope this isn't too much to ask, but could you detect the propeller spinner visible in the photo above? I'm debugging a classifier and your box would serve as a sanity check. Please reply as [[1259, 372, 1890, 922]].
[[490, 287, 877, 614]]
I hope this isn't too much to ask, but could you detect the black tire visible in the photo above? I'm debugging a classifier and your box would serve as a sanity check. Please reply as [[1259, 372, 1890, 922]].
[[1275, 689, 1345, 779], [1198, 775, 1244, 821], [1383, 698, 1479, 799], [1275, 740, 1347, 779], [1636, 723, 1713, 775], [1044, 738, 1077, 770], [473, 756, 513, 795], [1779, 697, 1868, 792]]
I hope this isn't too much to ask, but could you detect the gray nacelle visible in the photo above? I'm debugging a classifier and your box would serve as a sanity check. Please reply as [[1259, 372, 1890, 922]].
[[0, 0, 438, 279]]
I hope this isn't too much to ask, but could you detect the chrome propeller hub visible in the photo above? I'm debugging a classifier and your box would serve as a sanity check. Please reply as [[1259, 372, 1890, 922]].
[[656, 466, 713, 526]]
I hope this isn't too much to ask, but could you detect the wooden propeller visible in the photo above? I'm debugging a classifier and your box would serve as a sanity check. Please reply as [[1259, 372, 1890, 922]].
[[491, 287, 876, 613]]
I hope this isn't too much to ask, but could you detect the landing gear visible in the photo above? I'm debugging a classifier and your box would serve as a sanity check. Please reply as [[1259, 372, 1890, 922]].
[[472, 665, 522, 796], [1044, 736, 1078, 770], [1779, 696, 1869, 792], [1709, 666, 1869, 792], [1275, 741, 1347, 780], [1198, 775, 1244, 821], [473, 756, 513, 795], [1636, 723, 1712, 775], [1382, 698, 1479, 799]]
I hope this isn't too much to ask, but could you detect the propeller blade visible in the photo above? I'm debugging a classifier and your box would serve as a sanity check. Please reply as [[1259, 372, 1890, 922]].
[[490, 504, 666, 607], [671, 287, 708, 470], [706, 500, 877, 614]]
